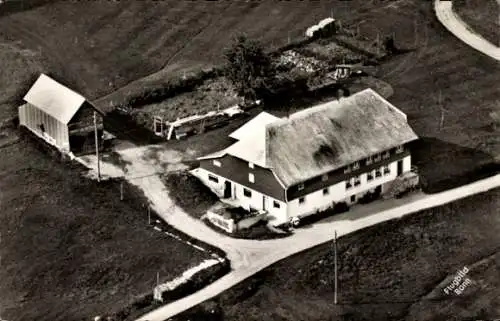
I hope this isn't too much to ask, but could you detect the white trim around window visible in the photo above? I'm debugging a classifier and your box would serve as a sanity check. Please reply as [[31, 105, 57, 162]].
[[249, 173, 255, 183], [213, 160, 222, 167]]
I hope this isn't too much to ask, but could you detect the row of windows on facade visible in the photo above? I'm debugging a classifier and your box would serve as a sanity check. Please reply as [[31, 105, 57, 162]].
[[208, 173, 362, 209], [212, 146, 403, 173], [343, 146, 403, 174], [211, 146, 404, 188], [208, 174, 281, 208], [346, 165, 391, 190], [295, 146, 403, 191], [242, 187, 282, 208]]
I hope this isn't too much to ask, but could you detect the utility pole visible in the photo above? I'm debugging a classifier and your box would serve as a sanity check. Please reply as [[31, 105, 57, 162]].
[[120, 181, 124, 201], [157, 271, 160, 288], [438, 90, 447, 130], [148, 205, 151, 225], [93, 111, 101, 182], [334, 230, 338, 305]]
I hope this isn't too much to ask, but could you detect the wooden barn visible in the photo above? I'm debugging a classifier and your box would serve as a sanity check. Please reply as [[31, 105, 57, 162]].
[[18, 74, 111, 156]]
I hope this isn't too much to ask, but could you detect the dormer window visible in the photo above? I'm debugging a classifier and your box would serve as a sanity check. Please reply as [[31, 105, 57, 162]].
[[373, 153, 381, 162], [396, 145, 404, 154], [249, 162, 254, 169], [344, 166, 351, 174], [298, 183, 305, 191], [352, 161, 360, 170], [321, 174, 328, 182], [249, 173, 255, 183], [365, 156, 373, 165], [383, 151, 390, 159], [213, 160, 221, 167]]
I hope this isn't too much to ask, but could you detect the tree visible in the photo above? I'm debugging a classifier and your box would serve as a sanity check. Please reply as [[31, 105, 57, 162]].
[[224, 35, 274, 102]]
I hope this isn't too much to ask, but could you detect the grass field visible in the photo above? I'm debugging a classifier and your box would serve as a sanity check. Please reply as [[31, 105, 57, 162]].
[[0, 42, 46, 121], [455, 0, 500, 46], [117, 0, 498, 192], [1, 0, 497, 186], [336, 0, 500, 190], [173, 187, 500, 321], [0, 131, 212, 321], [0, 0, 351, 114]]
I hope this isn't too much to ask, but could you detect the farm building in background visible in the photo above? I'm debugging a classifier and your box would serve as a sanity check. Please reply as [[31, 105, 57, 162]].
[[18, 74, 113, 156], [192, 88, 419, 226]]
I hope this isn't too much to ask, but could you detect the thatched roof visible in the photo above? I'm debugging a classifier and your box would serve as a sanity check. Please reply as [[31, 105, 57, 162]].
[[265, 88, 418, 187], [199, 88, 418, 188]]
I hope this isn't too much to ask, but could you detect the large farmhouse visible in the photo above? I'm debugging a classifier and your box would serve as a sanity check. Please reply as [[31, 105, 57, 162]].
[[193, 88, 419, 226], [18, 74, 111, 156]]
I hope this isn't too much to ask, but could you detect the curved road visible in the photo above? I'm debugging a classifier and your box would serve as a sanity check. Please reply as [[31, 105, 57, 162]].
[[76, 3, 500, 319], [434, 0, 500, 61], [77, 145, 500, 321]]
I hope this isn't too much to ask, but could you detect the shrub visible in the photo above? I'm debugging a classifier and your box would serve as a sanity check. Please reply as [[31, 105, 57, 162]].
[[162, 171, 219, 218], [333, 201, 349, 214], [116, 68, 220, 110]]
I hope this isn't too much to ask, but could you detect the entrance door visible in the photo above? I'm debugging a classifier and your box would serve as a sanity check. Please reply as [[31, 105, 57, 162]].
[[262, 196, 267, 211], [397, 160, 403, 176], [224, 181, 232, 198]]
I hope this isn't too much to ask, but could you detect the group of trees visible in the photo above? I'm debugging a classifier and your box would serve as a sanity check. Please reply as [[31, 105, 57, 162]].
[[223, 35, 275, 102], [223, 34, 398, 103]]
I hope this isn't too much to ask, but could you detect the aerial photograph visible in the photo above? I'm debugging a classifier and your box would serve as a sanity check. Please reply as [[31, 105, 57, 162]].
[[0, 0, 499, 320]]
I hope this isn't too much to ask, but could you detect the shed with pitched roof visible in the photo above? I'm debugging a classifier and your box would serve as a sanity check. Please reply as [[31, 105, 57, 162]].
[[18, 73, 107, 155]]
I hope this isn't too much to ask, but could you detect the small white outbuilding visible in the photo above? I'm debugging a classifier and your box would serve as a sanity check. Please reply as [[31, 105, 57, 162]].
[[18, 73, 109, 155]]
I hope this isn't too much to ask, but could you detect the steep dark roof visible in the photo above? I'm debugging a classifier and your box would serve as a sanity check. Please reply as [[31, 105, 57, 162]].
[[265, 88, 418, 187]]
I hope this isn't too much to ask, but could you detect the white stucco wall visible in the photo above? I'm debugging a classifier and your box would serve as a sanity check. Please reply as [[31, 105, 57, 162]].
[[288, 157, 412, 218], [287, 180, 345, 218], [194, 154, 412, 225], [193, 168, 288, 226], [403, 155, 411, 172]]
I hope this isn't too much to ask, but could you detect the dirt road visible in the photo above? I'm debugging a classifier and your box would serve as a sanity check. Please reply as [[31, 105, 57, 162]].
[[434, 0, 500, 61], [76, 143, 500, 321]]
